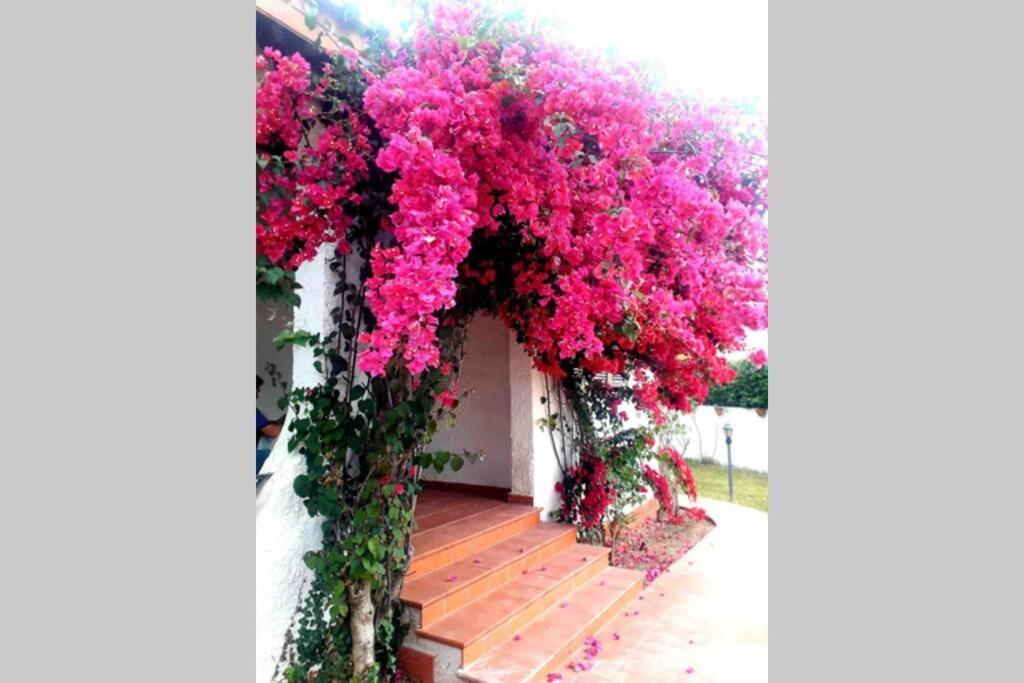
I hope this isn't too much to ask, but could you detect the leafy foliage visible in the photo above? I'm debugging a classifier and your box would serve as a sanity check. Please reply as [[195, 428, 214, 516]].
[[704, 360, 768, 409]]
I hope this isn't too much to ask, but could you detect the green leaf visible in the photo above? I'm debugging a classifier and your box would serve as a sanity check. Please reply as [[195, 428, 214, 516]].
[[274, 329, 317, 350], [264, 267, 285, 285], [431, 451, 450, 473], [450, 454, 464, 472], [293, 474, 312, 497], [350, 385, 366, 400], [303, 552, 322, 571]]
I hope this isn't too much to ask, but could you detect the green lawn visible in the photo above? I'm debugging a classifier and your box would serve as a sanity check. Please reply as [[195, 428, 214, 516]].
[[688, 460, 768, 512]]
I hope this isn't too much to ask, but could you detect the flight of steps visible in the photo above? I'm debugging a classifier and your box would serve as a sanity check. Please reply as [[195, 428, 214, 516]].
[[398, 491, 643, 682]]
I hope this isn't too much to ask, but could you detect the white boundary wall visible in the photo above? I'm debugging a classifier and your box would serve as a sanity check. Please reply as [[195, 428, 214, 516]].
[[677, 405, 769, 473]]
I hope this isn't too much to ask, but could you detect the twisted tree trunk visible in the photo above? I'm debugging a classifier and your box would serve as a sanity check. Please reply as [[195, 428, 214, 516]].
[[348, 580, 375, 679]]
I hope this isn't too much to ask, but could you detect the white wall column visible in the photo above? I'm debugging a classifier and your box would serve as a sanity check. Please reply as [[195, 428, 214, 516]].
[[256, 245, 335, 682], [508, 334, 562, 519]]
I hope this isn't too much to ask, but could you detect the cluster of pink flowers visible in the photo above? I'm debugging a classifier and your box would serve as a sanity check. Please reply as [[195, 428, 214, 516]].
[[257, 2, 767, 418], [644, 464, 683, 524], [659, 447, 698, 502], [354, 3, 767, 413], [256, 48, 371, 269], [555, 451, 615, 530]]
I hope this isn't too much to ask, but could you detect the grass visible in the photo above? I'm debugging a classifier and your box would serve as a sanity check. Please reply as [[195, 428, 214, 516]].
[[688, 460, 769, 512]]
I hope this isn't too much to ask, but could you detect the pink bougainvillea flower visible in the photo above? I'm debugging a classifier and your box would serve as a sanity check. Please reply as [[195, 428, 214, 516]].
[[582, 636, 602, 659], [445, 574, 457, 582], [513, 634, 521, 641], [546, 674, 563, 682], [686, 666, 695, 674], [395, 483, 405, 495], [748, 348, 768, 368]]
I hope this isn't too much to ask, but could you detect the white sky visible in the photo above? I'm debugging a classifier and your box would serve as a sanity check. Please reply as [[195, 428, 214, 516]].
[[337, 0, 766, 113]]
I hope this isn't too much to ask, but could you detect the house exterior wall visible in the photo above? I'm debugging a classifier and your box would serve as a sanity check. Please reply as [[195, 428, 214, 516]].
[[256, 246, 338, 682], [508, 336, 564, 519], [426, 315, 513, 489]]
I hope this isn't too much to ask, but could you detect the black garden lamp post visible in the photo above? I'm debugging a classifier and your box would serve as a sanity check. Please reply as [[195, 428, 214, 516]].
[[723, 421, 734, 502]]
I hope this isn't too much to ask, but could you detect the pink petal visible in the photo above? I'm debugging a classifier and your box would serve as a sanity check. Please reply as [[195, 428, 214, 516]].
[[560, 601, 569, 608], [686, 666, 695, 674], [446, 574, 458, 582], [513, 634, 521, 641]]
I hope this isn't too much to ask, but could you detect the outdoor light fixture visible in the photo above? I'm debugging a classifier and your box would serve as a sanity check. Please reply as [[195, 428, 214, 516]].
[[723, 422, 735, 502]]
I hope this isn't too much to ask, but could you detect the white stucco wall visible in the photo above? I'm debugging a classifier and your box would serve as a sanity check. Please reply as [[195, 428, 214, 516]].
[[427, 315, 513, 489], [678, 405, 768, 473], [508, 335, 563, 519], [256, 246, 336, 683]]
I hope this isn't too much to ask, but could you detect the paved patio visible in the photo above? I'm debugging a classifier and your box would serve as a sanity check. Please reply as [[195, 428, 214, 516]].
[[550, 497, 768, 682]]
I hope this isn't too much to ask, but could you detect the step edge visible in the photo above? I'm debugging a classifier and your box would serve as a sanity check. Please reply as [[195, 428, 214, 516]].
[[414, 546, 612, 648], [401, 525, 579, 609], [408, 506, 542, 568], [456, 567, 643, 681]]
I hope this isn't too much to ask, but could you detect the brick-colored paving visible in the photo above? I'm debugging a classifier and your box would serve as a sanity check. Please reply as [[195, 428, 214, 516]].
[[548, 498, 768, 682]]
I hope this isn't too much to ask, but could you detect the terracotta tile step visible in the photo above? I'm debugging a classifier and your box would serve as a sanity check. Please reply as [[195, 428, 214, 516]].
[[456, 566, 644, 683], [408, 504, 541, 578], [416, 544, 611, 663], [414, 498, 509, 533], [401, 523, 578, 628], [414, 491, 485, 517]]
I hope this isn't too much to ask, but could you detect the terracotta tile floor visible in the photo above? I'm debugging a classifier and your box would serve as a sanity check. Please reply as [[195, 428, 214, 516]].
[[550, 498, 768, 682]]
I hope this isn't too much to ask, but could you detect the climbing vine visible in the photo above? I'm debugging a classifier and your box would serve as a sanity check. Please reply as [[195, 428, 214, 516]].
[[257, 2, 767, 680]]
